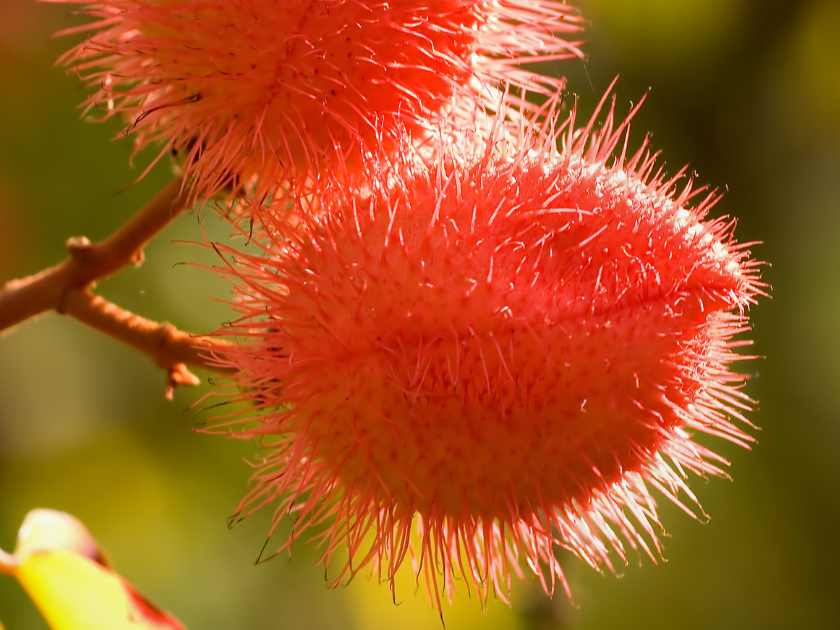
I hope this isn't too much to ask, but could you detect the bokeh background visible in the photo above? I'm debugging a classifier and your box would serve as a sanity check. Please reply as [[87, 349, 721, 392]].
[[1, 0, 838, 628]]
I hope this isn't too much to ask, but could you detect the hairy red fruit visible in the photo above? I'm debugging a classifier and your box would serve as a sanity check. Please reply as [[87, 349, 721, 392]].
[[48, 0, 582, 200], [206, 93, 764, 608]]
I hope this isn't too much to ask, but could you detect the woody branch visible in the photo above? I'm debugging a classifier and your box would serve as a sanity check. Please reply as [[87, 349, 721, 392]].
[[0, 178, 233, 397]]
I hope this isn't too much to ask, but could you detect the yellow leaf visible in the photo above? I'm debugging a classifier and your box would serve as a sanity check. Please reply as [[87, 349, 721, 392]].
[[16, 550, 186, 630], [13, 509, 104, 565], [1, 510, 186, 630]]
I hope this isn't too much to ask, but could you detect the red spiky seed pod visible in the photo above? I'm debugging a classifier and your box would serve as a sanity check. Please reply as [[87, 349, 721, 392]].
[[205, 91, 764, 609], [48, 0, 583, 201]]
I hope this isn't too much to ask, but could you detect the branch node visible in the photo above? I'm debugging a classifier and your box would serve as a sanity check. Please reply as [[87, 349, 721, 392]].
[[156, 322, 178, 355], [166, 363, 201, 400], [55, 286, 73, 315], [66, 236, 94, 262]]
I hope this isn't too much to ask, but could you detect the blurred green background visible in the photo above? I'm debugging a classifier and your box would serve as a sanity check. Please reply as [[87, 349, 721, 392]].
[[1, 0, 838, 628]]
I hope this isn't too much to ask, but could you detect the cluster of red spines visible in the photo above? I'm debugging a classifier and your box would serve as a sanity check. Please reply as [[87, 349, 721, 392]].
[[50, 0, 582, 200], [47, 0, 765, 611], [204, 93, 763, 607]]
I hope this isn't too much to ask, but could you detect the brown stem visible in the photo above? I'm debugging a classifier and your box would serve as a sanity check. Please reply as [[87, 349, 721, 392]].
[[62, 288, 234, 400], [0, 179, 236, 396], [0, 178, 188, 332]]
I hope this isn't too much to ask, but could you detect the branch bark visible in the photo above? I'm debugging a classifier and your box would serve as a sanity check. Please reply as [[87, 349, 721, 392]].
[[62, 288, 234, 399], [0, 179, 235, 397], [0, 179, 187, 331]]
